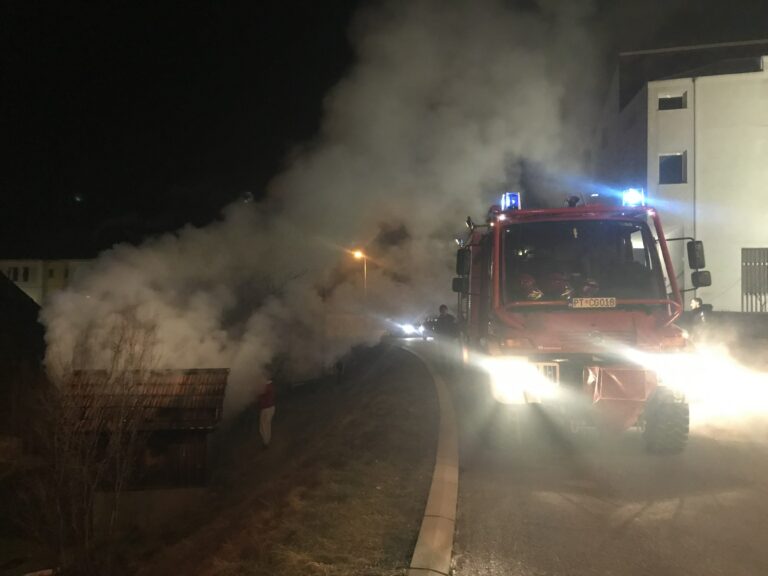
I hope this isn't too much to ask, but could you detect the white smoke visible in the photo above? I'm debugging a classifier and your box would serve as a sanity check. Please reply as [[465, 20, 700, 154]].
[[42, 0, 604, 415]]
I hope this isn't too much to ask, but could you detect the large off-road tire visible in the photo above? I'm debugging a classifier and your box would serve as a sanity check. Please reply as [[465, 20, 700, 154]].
[[643, 401, 689, 454]]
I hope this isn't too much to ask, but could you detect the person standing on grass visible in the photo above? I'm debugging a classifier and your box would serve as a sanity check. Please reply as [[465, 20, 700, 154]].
[[258, 379, 276, 448]]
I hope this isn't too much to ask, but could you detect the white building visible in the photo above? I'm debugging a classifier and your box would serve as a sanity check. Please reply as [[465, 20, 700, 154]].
[[0, 259, 89, 305], [596, 41, 768, 312]]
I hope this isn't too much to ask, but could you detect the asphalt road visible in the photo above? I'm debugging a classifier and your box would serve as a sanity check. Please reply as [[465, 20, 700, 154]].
[[421, 348, 768, 576]]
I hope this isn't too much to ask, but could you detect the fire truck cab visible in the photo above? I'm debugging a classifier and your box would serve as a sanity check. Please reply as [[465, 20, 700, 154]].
[[453, 191, 711, 452]]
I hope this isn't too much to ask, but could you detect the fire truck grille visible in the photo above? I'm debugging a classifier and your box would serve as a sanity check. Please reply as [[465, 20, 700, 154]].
[[535, 362, 560, 384]]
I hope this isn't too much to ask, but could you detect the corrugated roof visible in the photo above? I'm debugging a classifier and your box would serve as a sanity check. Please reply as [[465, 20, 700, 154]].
[[64, 368, 229, 431]]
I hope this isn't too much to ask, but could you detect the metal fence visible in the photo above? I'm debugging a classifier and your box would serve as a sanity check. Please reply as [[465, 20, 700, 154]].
[[742, 248, 768, 312]]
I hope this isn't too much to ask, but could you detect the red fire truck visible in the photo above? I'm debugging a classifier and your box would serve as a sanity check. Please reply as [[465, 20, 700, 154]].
[[452, 191, 711, 452]]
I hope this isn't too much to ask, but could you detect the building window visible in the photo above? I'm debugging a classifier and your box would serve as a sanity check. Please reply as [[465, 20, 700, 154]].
[[659, 153, 687, 184], [659, 92, 687, 110], [9, 267, 19, 281], [22, 267, 30, 282], [742, 248, 768, 312], [64, 268, 69, 280], [48, 269, 55, 278]]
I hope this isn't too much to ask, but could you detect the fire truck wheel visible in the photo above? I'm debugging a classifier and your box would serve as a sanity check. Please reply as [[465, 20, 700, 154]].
[[643, 401, 689, 454]]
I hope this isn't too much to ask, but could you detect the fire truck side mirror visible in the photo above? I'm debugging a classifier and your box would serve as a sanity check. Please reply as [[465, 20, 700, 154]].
[[452, 277, 469, 294], [687, 240, 706, 269], [456, 248, 471, 276], [691, 270, 712, 288]]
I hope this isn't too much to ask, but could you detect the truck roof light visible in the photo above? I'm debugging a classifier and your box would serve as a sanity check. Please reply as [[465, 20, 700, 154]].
[[622, 188, 645, 207], [501, 192, 521, 211]]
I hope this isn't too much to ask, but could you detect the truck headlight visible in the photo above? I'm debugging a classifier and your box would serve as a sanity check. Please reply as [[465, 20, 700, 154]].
[[483, 357, 557, 405]]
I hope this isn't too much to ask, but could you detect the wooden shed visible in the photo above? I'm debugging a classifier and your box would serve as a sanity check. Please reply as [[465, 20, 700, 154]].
[[63, 368, 229, 487]]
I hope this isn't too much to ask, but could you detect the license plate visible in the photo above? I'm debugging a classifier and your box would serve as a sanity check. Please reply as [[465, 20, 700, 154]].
[[571, 297, 617, 309]]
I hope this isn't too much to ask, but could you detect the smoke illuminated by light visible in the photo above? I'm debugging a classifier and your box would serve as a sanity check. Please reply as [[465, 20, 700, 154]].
[[463, 338, 768, 442], [623, 345, 768, 431], [41, 0, 606, 416]]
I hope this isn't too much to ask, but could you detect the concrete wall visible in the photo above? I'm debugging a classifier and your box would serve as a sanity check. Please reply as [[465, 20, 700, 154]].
[[648, 56, 768, 310], [647, 78, 697, 297], [0, 259, 90, 304], [694, 61, 768, 311], [0, 260, 45, 303]]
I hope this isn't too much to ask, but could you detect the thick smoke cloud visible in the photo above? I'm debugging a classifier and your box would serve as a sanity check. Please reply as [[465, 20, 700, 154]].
[[42, 0, 604, 414]]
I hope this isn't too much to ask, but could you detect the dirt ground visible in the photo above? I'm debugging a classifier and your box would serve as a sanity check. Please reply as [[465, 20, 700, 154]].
[[131, 344, 438, 576]]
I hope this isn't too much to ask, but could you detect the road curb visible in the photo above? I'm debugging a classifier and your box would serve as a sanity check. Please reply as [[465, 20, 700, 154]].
[[402, 347, 459, 576]]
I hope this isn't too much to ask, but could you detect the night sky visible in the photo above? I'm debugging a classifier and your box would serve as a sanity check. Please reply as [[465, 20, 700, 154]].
[[2, 0, 766, 257], [2, 0, 360, 256]]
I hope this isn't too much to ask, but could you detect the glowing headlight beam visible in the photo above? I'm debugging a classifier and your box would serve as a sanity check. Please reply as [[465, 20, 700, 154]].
[[401, 323, 418, 335], [482, 357, 559, 405], [620, 344, 768, 427]]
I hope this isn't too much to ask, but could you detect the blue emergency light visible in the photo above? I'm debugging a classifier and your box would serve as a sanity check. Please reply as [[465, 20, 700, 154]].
[[501, 191, 521, 211], [622, 188, 646, 207]]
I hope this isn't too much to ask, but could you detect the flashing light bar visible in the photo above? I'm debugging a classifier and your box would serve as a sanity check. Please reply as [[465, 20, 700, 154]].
[[622, 188, 646, 207], [501, 191, 521, 211]]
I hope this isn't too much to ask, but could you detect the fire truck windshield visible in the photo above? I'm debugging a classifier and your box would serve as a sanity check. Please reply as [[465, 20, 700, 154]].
[[503, 219, 666, 303]]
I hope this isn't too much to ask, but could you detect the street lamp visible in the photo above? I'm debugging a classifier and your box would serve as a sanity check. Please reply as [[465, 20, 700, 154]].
[[353, 250, 367, 300]]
